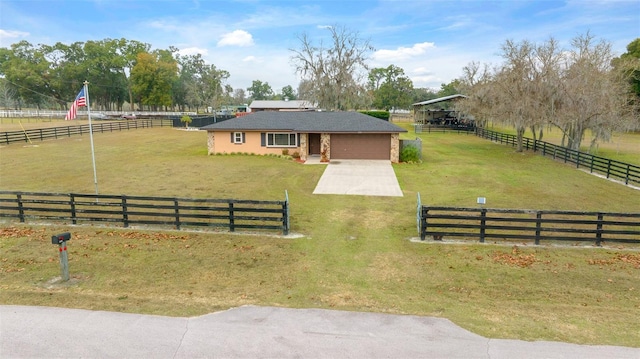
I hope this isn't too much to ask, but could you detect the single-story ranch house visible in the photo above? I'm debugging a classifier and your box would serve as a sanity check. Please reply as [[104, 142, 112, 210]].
[[201, 111, 408, 162]]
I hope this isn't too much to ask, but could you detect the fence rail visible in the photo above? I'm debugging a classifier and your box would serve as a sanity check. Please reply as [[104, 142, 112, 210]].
[[414, 124, 475, 134], [0, 119, 174, 145], [0, 110, 196, 118], [0, 191, 290, 235], [475, 128, 640, 186], [418, 204, 640, 246]]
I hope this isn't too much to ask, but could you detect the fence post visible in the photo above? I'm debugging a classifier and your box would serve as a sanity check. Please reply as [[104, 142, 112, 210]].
[[174, 199, 181, 230], [625, 164, 630, 185], [420, 207, 428, 241], [576, 152, 581, 168], [535, 211, 542, 245], [70, 193, 77, 225], [122, 195, 129, 228], [595, 213, 604, 247], [606, 160, 612, 179], [282, 202, 289, 235], [479, 208, 487, 243], [228, 202, 235, 232], [416, 193, 422, 236], [283, 190, 290, 235], [16, 193, 25, 223]]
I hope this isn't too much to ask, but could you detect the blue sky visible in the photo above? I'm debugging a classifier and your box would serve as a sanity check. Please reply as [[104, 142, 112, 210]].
[[1, 0, 638, 93]]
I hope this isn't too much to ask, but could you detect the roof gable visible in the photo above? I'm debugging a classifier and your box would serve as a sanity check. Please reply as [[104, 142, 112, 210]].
[[412, 94, 468, 106], [201, 111, 407, 133]]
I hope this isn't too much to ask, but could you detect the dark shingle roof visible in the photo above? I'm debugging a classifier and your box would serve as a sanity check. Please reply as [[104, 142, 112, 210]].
[[249, 100, 316, 110], [201, 111, 407, 133]]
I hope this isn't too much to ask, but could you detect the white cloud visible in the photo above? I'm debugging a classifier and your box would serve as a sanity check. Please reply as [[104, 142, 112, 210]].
[[372, 42, 436, 61], [411, 75, 440, 85], [179, 47, 208, 56], [411, 67, 434, 76], [242, 56, 261, 63], [0, 29, 29, 40], [217, 30, 254, 47]]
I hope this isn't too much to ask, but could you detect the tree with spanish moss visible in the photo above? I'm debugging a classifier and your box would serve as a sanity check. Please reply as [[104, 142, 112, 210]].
[[458, 33, 637, 153], [290, 25, 374, 110]]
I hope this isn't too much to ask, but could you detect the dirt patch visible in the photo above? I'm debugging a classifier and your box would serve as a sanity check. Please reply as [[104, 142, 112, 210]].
[[491, 246, 538, 268], [588, 253, 640, 269], [329, 209, 389, 230]]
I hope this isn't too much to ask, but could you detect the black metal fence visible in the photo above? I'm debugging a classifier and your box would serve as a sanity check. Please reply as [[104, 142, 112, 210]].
[[0, 119, 173, 145], [414, 124, 475, 134], [418, 205, 640, 246], [0, 191, 290, 235], [475, 128, 640, 186], [168, 115, 235, 128]]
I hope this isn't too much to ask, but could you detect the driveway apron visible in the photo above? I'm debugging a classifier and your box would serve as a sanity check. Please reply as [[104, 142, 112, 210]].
[[312, 160, 403, 197], [3, 305, 639, 358]]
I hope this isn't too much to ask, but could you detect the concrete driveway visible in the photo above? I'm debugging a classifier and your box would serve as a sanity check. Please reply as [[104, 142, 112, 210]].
[[312, 160, 403, 197], [2, 305, 638, 358]]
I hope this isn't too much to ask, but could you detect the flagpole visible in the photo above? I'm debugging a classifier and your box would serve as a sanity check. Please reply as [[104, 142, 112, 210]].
[[84, 81, 99, 196]]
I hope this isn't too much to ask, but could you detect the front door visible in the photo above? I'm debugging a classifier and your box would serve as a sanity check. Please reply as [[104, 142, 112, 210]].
[[308, 133, 321, 155]]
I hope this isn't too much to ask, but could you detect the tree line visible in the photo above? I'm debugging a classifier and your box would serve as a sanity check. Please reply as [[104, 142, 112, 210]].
[[0, 39, 233, 112], [1, 28, 637, 154], [0, 29, 453, 113], [457, 35, 640, 152]]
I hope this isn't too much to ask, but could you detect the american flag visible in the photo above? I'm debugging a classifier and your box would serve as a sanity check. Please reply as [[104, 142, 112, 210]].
[[65, 87, 86, 120]]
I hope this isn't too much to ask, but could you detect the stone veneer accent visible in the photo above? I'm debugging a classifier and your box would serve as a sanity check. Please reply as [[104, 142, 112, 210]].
[[390, 133, 400, 163], [320, 133, 331, 161], [207, 132, 215, 155], [299, 133, 308, 161]]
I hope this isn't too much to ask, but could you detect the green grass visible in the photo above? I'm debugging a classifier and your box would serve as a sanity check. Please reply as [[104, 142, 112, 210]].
[[486, 123, 640, 165], [1, 126, 639, 347]]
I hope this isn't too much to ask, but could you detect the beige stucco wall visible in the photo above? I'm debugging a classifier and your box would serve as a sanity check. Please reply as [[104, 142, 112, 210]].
[[207, 131, 302, 156]]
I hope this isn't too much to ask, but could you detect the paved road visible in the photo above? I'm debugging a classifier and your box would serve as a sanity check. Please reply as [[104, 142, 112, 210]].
[[1, 305, 638, 358], [312, 160, 403, 197]]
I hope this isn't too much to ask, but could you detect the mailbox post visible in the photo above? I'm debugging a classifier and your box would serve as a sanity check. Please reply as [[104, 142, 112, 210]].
[[51, 232, 71, 281]]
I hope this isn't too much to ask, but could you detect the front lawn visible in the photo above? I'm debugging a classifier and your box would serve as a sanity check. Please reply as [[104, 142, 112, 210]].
[[1, 127, 639, 347]]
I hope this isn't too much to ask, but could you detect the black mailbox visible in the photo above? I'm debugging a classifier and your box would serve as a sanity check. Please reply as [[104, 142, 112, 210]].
[[51, 232, 71, 244]]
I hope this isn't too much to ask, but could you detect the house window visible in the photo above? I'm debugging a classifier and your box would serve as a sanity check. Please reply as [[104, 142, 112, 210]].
[[233, 132, 243, 144], [267, 133, 297, 147]]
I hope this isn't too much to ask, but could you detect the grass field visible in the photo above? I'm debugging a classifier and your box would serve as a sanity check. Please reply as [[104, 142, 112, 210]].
[[1, 124, 639, 347], [486, 123, 640, 165]]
